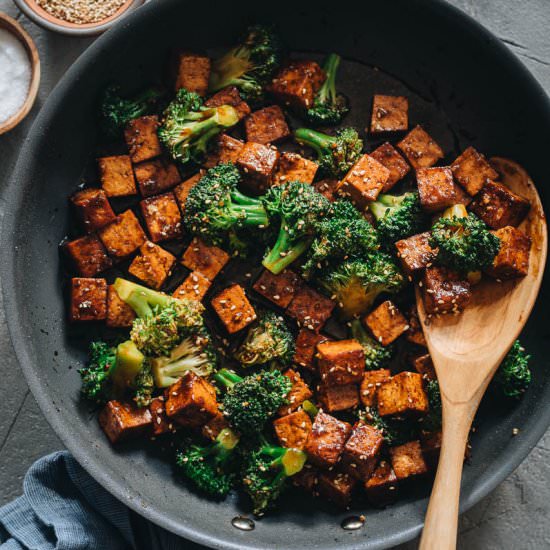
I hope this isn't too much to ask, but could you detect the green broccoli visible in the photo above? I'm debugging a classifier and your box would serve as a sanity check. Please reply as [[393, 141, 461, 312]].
[[350, 319, 393, 370], [494, 340, 532, 399], [132, 360, 155, 408], [422, 379, 442, 432], [79, 341, 116, 403], [361, 408, 417, 447]]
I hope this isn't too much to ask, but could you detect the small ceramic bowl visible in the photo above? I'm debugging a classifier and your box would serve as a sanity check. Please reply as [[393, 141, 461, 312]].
[[0, 12, 40, 135], [12, 0, 145, 36]]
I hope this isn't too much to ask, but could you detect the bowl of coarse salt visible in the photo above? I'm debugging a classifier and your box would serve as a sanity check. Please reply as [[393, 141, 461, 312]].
[[0, 12, 40, 135]]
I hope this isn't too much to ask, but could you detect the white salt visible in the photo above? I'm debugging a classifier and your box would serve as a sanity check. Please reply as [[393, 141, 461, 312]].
[[0, 28, 32, 124]]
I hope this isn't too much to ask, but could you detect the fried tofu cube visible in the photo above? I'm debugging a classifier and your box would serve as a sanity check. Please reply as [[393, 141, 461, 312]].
[[174, 52, 210, 96], [451, 146, 499, 196], [293, 329, 330, 371], [253, 268, 302, 308], [318, 384, 359, 413], [70, 277, 107, 322], [406, 305, 427, 347], [395, 232, 438, 278], [411, 353, 436, 380], [236, 142, 279, 195], [201, 412, 231, 441], [205, 86, 251, 120], [470, 180, 530, 229], [360, 369, 391, 407], [397, 125, 444, 170], [422, 266, 471, 315], [273, 410, 312, 450], [203, 134, 245, 168], [149, 397, 171, 436], [370, 142, 411, 192], [274, 152, 318, 185], [377, 372, 429, 417], [365, 300, 409, 346], [211, 284, 257, 334], [341, 422, 384, 480], [65, 234, 112, 276], [134, 158, 181, 198], [99, 400, 153, 444], [124, 115, 162, 163], [305, 412, 352, 468], [173, 171, 204, 213], [140, 192, 183, 243], [486, 226, 531, 279], [98, 209, 147, 259], [279, 368, 313, 416], [318, 469, 357, 508], [337, 154, 390, 209], [287, 285, 335, 332], [313, 178, 340, 201], [106, 284, 136, 328], [364, 460, 398, 506], [416, 166, 457, 213], [245, 105, 290, 144], [98, 155, 137, 197], [292, 464, 321, 494], [370, 95, 408, 133], [420, 430, 442, 470], [389, 441, 428, 480], [172, 271, 211, 301], [128, 241, 176, 290], [317, 339, 365, 386], [181, 237, 230, 280]]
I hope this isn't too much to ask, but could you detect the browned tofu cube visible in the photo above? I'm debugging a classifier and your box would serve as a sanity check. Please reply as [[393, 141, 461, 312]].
[[293, 329, 330, 371], [181, 237, 230, 280], [370, 142, 411, 192], [165, 372, 219, 428], [420, 430, 442, 470], [395, 232, 438, 278], [134, 158, 181, 198], [377, 371, 429, 417], [205, 86, 251, 120], [416, 166, 457, 213], [370, 95, 408, 133], [253, 268, 302, 308], [140, 192, 183, 243], [128, 241, 176, 290], [278, 368, 313, 416], [149, 397, 171, 436], [364, 460, 399, 507], [287, 285, 335, 332], [98, 210, 147, 259], [453, 181, 473, 207], [337, 154, 390, 209], [317, 339, 365, 386], [305, 412, 352, 468], [174, 53, 210, 96], [406, 306, 427, 347], [106, 284, 136, 328], [341, 422, 384, 480], [173, 171, 203, 212], [98, 155, 137, 198], [124, 115, 162, 164], [203, 134, 245, 168], [389, 440, 428, 480], [70, 277, 107, 322], [318, 469, 357, 508], [268, 60, 325, 111], [411, 353, 436, 380], [365, 300, 409, 346], [273, 410, 312, 450], [313, 178, 340, 201], [201, 412, 231, 441], [318, 384, 359, 413], [236, 142, 279, 195], [486, 226, 531, 279], [470, 180, 530, 229], [451, 146, 499, 196], [245, 105, 290, 144], [172, 271, 211, 301], [211, 284, 257, 334], [65, 235, 112, 277], [99, 400, 152, 444], [360, 369, 391, 408], [274, 152, 318, 185], [422, 266, 471, 315], [68, 187, 112, 232], [292, 464, 320, 494], [397, 125, 444, 170]]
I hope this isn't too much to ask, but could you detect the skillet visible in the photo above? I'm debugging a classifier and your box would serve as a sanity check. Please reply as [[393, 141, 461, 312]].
[[2, 0, 550, 548]]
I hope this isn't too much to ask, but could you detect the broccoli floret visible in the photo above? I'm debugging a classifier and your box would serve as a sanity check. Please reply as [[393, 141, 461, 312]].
[[209, 24, 283, 103], [176, 427, 240, 498], [110, 340, 147, 390], [361, 408, 417, 447], [294, 127, 363, 178], [422, 379, 442, 432], [304, 53, 348, 126], [133, 361, 155, 408], [214, 368, 292, 436], [430, 204, 500, 273], [350, 319, 393, 370], [261, 181, 331, 274], [234, 311, 295, 368], [79, 341, 116, 403], [494, 340, 532, 399]]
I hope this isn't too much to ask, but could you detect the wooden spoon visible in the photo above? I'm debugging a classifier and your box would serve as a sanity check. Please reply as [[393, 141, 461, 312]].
[[418, 158, 547, 550]]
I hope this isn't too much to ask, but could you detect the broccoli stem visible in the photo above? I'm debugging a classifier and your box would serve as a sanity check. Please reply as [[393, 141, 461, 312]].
[[262, 225, 311, 275], [318, 53, 340, 104], [301, 400, 319, 419], [213, 368, 243, 389], [111, 340, 145, 391], [369, 194, 405, 221], [113, 278, 172, 318], [350, 319, 368, 343], [294, 127, 334, 156]]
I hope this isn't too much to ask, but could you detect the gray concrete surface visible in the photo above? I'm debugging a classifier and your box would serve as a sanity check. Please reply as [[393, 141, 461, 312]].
[[0, 1, 548, 548]]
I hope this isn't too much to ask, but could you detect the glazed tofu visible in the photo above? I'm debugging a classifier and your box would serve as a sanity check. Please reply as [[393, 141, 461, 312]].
[[124, 115, 162, 163], [211, 284, 257, 334], [317, 470, 357, 508], [134, 158, 181, 198], [173, 171, 203, 212], [313, 178, 340, 201], [341, 422, 384, 480], [377, 371, 429, 417], [174, 52, 210, 96], [203, 134, 245, 168], [389, 441, 428, 480], [236, 142, 279, 195], [406, 305, 427, 347], [286, 285, 335, 332], [253, 268, 303, 308], [245, 105, 290, 144], [149, 397, 171, 437], [411, 353, 436, 380], [181, 237, 230, 280], [364, 460, 399, 507], [202, 412, 231, 441], [205, 86, 251, 120], [337, 154, 390, 209], [422, 266, 471, 315], [305, 412, 352, 468], [318, 384, 360, 413], [416, 166, 457, 213], [128, 241, 176, 290], [106, 284, 136, 328], [292, 464, 321, 494], [360, 369, 391, 408], [469, 180, 530, 229], [65, 234, 112, 277], [274, 152, 318, 185], [293, 329, 330, 371], [172, 271, 211, 301], [395, 232, 438, 278], [273, 409, 312, 450], [370, 95, 408, 133], [451, 146, 499, 196], [99, 400, 152, 444], [98, 155, 137, 197], [98, 209, 147, 259], [278, 368, 313, 416], [317, 339, 365, 386], [370, 142, 411, 192], [140, 192, 183, 242], [397, 125, 444, 170], [420, 430, 442, 470], [485, 226, 531, 279], [70, 277, 108, 322], [365, 300, 409, 346]]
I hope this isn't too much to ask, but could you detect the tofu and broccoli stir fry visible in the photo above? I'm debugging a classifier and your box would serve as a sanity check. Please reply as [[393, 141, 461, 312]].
[[64, 24, 533, 516]]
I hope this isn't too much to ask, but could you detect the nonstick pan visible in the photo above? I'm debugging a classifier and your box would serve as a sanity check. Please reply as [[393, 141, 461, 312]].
[[2, 1, 550, 549]]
